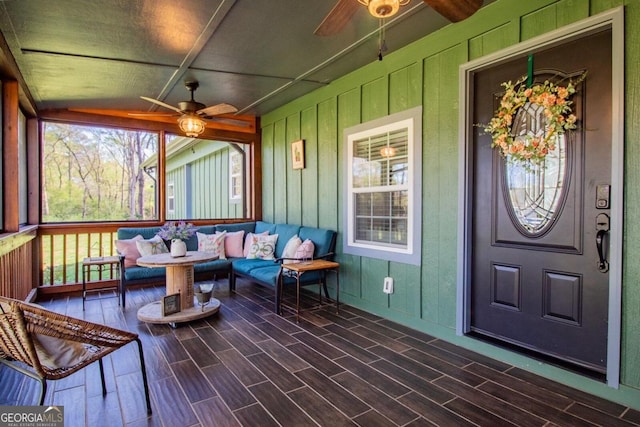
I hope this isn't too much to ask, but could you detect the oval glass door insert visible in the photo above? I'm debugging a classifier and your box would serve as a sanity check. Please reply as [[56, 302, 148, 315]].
[[504, 101, 569, 236]]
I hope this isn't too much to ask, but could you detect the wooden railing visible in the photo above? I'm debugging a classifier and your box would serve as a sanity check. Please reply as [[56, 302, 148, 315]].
[[37, 223, 167, 289], [0, 226, 37, 300], [40, 226, 120, 286]]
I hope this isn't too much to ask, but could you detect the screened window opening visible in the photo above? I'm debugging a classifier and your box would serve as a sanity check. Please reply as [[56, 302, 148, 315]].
[[41, 122, 159, 222]]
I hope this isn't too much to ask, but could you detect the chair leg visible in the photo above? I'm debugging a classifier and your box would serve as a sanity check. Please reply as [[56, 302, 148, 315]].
[[229, 272, 236, 293], [135, 338, 152, 415], [98, 358, 107, 396], [38, 378, 47, 406], [322, 276, 330, 299]]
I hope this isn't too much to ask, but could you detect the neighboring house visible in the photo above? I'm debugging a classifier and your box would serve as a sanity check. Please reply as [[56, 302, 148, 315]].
[[142, 136, 248, 220]]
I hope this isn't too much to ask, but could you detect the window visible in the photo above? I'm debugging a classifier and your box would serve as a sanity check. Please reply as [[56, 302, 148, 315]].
[[344, 107, 422, 265], [229, 149, 242, 202], [42, 122, 159, 222], [160, 134, 248, 220], [167, 182, 175, 215]]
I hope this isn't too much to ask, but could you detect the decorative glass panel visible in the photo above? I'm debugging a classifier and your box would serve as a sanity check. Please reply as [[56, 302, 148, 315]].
[[504, 102, 568, 235]]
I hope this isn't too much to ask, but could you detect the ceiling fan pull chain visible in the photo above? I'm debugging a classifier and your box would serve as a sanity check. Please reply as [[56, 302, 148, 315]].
[[378, 18, 388, 61]]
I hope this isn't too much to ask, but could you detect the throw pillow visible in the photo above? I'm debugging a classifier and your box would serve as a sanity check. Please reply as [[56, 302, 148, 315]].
[[197, 231, 227, 258], [293, 239, 315, 263], [243, 231, 269, 257], [115, 235, 143, 268], [282, 235, 302, 264], [224, 230, 245, 258], [246, 234, 279, 260], [135, 235, 169, 256]]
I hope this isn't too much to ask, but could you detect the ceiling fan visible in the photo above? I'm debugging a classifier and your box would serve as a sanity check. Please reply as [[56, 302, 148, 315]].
[[132, 81, 238, 137], [315, 0, 483, 36]]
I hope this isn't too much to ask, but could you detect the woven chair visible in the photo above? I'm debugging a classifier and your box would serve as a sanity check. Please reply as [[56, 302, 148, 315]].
[[0, 296, 152, 414]]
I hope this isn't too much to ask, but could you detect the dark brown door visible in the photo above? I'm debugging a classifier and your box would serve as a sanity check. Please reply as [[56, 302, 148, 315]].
[[470, 29, 612, 372]]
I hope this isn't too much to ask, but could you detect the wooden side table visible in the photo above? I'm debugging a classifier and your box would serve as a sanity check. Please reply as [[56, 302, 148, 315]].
[[280, 259, 340, 321], [82, 256, 122, 310]]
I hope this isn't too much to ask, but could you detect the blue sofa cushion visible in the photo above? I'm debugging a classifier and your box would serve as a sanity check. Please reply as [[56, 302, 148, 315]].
[[194, 259, 232, 274], [232, 258, 276, 275], [124, 266, 166, 281], [274, 224, 301, 258], [255, 221, 276, 234], [299, 227, 336, 258], [248, 265, 281, 287], [118, 227, 161, 240], [215, 222, 256, 234]]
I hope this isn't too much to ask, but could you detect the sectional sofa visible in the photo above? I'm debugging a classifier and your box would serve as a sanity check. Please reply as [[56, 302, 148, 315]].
[[116, 221, 337, 312]]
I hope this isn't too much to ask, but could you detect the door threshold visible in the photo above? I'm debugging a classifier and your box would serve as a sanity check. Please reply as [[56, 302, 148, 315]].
[[467, 330, 606, 383]]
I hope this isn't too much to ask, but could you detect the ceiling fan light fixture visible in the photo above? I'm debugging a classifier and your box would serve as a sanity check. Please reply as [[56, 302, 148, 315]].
[[178, 114, 206, 137], [357, 0, 410, 18]]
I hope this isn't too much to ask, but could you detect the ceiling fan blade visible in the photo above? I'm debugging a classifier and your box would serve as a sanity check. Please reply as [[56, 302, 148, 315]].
[[422, 0, 482, 22], [314, 0, 361, 36], [198, 103, 238, 117], [140, 96, 183, 113]]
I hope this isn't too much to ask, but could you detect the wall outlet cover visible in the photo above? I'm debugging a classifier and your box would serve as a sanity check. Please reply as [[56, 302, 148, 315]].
[[383, 277, 394, 294]]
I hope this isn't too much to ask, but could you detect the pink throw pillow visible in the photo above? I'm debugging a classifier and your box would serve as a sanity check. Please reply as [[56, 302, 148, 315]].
[[243, 231, 269, 257], [224, 230, 245, 258], [115, 235, 143, 268], [293, 239, 315, 263]]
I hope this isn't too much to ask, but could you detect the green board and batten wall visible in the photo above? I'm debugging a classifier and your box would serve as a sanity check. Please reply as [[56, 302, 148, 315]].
[[166, 144, 244, 220], [260, 0, 640, 408]]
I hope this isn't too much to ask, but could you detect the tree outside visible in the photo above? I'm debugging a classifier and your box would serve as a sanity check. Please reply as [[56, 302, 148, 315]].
[[42, 122, 158, 222]]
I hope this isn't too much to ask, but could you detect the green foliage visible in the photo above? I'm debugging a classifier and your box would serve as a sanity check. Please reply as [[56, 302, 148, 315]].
[[42, 123, 158, 222]]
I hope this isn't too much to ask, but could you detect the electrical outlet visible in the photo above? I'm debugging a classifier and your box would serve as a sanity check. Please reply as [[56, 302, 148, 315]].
[[383, 277, 394, 294]]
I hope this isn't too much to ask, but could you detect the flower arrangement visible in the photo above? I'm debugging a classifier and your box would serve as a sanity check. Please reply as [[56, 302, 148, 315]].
[[483, 75, 582, 163], [157, 221, 198, 241]]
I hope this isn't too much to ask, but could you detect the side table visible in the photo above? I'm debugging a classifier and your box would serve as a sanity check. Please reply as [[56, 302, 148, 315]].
[[280, 259, 340, 321], [82, 256, 122, 310]]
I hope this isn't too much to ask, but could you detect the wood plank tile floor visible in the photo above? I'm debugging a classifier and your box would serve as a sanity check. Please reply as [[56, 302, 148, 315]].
[[1, 279, 639, 426]]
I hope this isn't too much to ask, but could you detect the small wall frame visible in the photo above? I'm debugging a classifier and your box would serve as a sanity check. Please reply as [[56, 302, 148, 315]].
[[291, 139, 305, 169]]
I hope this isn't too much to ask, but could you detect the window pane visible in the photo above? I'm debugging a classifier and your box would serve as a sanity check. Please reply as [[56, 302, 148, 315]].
[[372, 192, 390, 216], [354, 190, 408, 247], [42, 122, 158, 222], [355, 193, 371, 215], [164, 135, 248, 220]]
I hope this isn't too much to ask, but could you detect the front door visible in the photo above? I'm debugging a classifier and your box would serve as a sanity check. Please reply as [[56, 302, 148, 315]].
[[470, 29, 612, 372]]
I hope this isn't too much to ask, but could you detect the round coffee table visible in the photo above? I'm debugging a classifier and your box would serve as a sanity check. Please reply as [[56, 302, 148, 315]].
[[136, 251, 221, 325]]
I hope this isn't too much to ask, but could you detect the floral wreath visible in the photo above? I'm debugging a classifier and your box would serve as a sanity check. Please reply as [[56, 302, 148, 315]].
[[483, 74, 584, 163]]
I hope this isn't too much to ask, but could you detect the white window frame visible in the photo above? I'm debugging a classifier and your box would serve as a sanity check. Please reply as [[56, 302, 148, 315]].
[[167, 182, 175, 215], [229, 150, 242, 203], [343, 106, 422, 265]]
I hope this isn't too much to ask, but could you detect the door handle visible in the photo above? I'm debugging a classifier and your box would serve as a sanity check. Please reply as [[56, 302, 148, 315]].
[[595, 213, 610, 273]]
